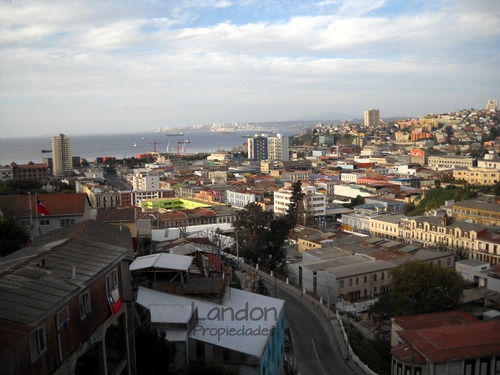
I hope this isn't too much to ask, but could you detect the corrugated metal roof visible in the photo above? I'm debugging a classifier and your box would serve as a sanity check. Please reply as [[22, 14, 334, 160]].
[[129, 253, 193, 272], [150, 305, 193, 324], [0, 222, 132, 326], [399, 320, 500, 363], [137, 286, 284, 358]]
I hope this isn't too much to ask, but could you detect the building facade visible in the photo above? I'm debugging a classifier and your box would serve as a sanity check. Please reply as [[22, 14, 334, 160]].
[[427, 155, 477, 170], [453, 167, 500, 185], [267, 134, 289, 161], [9, 162, 49, 183], [247, 136, 268, 161], [0, 221, 136, 375], [52, 133, 73, 177], [226, 189, 264, 209], [452, 199, 500, 227], [364, 108, 380, 127]]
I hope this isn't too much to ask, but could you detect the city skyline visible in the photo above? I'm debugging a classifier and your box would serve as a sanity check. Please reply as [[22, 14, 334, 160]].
[[1, 0, 499, 138]]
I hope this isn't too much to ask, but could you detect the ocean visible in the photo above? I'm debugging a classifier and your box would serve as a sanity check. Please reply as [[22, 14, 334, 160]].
[[0, 130, 297, 166]]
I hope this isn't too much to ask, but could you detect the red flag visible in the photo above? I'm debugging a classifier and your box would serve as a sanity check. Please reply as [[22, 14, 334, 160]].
[[36, 199, 51, 216], [108, 288, 122, 314]]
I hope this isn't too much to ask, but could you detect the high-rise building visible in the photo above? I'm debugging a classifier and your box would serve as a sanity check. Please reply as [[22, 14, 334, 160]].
[[267, 134, 289, 161], [52, 133, 73, 177], [486, 99, 498, 111], [364, 108, 380, 127], [247, 135, 268, 161]]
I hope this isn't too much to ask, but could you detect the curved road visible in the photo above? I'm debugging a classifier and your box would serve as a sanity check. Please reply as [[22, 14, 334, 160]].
[[262, 278, 355, 375]]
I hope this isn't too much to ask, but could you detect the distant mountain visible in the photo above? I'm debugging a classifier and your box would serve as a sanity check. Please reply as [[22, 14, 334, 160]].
[[300, 111, 354, 122]]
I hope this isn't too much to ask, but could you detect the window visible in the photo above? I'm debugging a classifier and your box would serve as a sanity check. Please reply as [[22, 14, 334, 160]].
[[340, 280, 344, 288], [349, 279, 352, 286], [56, 306, 69, 328], [30, 325, 47, 362], [79, 290, 91, 319], [373, 274, 377, 281], [106, 269, 118, 294], [364, 276, 368, 283], [40, 219, 50, 226], [60, 218, 75, 227], [356, 277, 359, 285]]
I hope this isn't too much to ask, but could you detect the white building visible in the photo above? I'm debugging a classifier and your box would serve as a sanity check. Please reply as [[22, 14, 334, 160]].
[[226, 189, 264, 209], [273, 186, 326, 219], [132, 172, 160, 191], [340, 172, 366, 184], [268, 134, 289, 161], [52, 133, 73, 177]]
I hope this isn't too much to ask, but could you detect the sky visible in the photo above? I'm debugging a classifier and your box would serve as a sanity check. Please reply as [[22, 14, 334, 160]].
[[1, 0, 499, 138]]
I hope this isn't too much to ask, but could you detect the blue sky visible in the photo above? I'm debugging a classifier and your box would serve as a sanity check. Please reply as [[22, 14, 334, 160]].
[[1, 0, 499, 137]]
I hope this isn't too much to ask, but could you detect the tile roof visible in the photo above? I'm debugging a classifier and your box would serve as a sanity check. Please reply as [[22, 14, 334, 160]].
[[398, 320, 500, 363], [95, 207, 137, 222], [393, 310, 478, 331], [0, 193, 89, 217]]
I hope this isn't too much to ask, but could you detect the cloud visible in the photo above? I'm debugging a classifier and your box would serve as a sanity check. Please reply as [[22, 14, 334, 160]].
[[0, 0, 499, 137]]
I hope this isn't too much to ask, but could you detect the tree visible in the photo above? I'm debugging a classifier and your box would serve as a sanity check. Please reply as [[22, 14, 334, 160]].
[[135, 322, 176, 375], [0, 212, 30, 257], [343, 195, 365, 208], [287, 180, 305, 228], [233, 200, 298, 271], [387, 261, 467, 316]]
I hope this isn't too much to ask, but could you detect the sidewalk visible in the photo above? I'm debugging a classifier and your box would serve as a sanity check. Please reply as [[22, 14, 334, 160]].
[[242, 263, 369, 375]]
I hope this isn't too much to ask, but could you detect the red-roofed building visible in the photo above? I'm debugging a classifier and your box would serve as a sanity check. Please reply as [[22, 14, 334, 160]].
[[390, 312, 500, 375], [10, 162, 49, 183], [0, 193, 92, 237]]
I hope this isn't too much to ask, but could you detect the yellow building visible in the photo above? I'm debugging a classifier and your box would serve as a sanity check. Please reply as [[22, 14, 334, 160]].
[[453, 167, 500, 185], [452, 199, 500, 227], [370, 214, 407, 240]]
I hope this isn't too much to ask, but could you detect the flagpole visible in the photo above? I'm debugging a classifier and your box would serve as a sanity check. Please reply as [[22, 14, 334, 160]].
[[35, 193, 39, 238], [28, 192, 33, 241]]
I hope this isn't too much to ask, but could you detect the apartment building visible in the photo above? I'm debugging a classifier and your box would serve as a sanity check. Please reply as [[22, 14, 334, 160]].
[[427, 155, 477, 170], [274, 186, 326, 221], [52, 133, 73, 177], [399, 215, 487, 254], [9, 162, 49, 183], [267, 133, 289, 161], [370, 214, 407, 240], [289, 238, 454, 304], [340, 172, 366, 184], [132, 172, 160, 191], [226, 189, 264, 208], [364, 108, 380, 127], [452, 199, 500, 227], [247, 135, 268, 161], [453, 167, 500, 185]]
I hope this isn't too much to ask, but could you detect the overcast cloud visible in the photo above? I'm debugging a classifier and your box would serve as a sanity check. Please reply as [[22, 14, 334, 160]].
[[1, 0, 499, 137]]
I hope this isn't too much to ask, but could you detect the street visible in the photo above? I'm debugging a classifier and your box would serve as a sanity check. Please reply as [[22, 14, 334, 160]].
[[263, 278, 355, 375]]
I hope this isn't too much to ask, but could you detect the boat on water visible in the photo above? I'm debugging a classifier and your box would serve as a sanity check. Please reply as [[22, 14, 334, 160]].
[[41, 149, 51, 153], [177, 140, 190, 144]]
